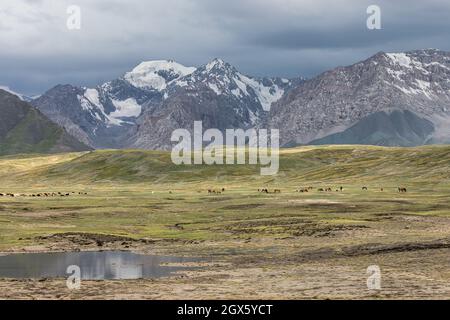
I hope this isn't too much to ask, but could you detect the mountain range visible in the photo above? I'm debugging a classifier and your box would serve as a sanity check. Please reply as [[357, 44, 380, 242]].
[[270, 49, 450, 147], [31, 59, 300, 150], [4, 49, 450, 154]]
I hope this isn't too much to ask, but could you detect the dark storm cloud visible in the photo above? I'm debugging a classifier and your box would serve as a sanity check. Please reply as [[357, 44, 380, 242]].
[[1, 0, 450, 95]]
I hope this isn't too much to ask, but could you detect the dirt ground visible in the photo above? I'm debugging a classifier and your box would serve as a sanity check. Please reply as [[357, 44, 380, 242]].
[[2, 233, 450, 299]]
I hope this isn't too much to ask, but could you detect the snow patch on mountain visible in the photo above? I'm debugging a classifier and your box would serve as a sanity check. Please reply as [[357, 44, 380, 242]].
[[386, 53, 413, 69], [386, 52, 429, 74], [205, 58, 226, 72], [84, 88, 102, 108], [239, 75, 285, 111], [124, 60, 196, 91], [78, 94, 94, 111], [208, 83, 221, 95], [78, 88, 142, 127], [110, 98, 142, 120]]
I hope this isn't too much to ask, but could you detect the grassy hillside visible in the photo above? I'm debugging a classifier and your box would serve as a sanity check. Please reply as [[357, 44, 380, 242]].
[[1, 145, 450, 189], [0, 90, 91, 155], [1, 144, 450, 255]]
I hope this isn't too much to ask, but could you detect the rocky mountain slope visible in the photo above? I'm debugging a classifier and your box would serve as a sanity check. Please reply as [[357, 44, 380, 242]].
[[308, 110, 435, 146], [29, 49, 450, 150], [130, 59, 298, 149], [32, 59, 299, 149], [0, 90, 92, 155], [269, 49, 450, 147]]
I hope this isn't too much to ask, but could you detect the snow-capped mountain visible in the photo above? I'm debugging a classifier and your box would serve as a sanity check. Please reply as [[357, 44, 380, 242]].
[[32, 59, 300, 149], [32, 79, 160, 148], [269, 49, 450, 147], [30, 50, 450, 150], [172, 58, 291, 112], [129, 58, 298, 149], [124, 60, 196, 91]]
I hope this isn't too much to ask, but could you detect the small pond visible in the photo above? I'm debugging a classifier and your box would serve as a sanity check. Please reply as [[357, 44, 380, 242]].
[[0, 251, 202, 280]]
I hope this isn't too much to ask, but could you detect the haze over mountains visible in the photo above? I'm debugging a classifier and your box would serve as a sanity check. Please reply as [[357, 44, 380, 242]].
[[3, 49, 450, 154]]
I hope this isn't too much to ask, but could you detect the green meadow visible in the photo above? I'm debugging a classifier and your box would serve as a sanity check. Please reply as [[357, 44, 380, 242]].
[[1, 145, 449, 251], [1, 145, 450, 299]]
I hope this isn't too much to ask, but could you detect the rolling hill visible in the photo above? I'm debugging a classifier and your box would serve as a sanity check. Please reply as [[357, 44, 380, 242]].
[[1, 145, 450, 188], [0, 89, 92, 155]]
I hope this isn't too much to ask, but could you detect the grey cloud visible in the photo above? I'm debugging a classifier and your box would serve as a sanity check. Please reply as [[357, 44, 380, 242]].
[[1, 0, 450, 95]]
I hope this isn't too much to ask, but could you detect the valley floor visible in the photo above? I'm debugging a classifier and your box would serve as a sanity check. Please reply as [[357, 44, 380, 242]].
[[1, 146, 450, 299]]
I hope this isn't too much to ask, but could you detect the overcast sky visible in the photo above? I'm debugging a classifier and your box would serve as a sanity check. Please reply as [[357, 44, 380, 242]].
[[1, 0, 450, 95]]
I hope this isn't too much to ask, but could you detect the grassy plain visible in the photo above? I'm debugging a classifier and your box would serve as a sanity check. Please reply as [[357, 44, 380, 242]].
[[1, 145, 450, 299]]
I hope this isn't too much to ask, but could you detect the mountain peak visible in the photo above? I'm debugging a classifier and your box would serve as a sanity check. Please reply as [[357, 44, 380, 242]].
[[204, 58, 235, 73], [270, 48, 450, 146], [367, 49, 449, 66], [124, 60, 196, 91]]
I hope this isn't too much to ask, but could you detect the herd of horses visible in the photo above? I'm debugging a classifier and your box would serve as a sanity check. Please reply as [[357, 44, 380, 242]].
[[0, 191, 88, 198], [208, 188, 226, 194], [262, 186, 408, 194], [1, 187, 409, 198], [258, 188, 281, 194], [298, 186, 407, 193], [206, 186, 408, 195]]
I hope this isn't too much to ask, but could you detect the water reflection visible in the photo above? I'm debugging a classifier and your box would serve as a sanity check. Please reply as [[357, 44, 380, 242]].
[[0, 251, 202, 280]]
